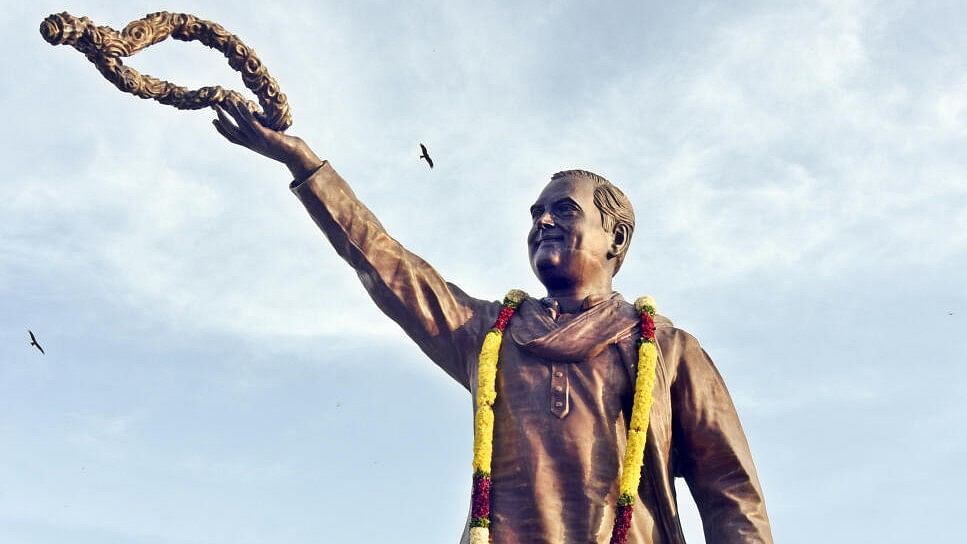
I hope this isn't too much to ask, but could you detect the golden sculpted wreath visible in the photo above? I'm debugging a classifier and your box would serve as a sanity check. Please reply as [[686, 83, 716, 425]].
[[40, 11, 292, 131]]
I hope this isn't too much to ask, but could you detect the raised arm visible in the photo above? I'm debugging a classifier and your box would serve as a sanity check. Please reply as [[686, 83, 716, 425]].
[[212, 103, 493, 388], [667, 330, 773, 544]]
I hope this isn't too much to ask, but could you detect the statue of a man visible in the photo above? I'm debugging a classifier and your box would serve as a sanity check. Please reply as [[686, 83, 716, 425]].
[[212, 102, 773, 544]]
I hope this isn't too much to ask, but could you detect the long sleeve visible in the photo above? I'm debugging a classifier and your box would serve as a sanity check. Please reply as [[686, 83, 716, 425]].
[[290, 161, 494, 389], [669, 330, 773, 544]]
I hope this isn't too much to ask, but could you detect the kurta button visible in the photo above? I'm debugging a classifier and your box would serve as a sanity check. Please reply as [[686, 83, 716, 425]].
[[554, 401, 563, 408], [554, 371, 563, 377], [554, 385, 563, 392]]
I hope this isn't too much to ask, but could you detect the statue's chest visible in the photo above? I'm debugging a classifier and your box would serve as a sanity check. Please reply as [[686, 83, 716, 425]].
[[494, 340, 631, 425]]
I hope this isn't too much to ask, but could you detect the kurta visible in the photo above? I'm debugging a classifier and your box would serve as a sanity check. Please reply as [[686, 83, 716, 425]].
[[291, 162, 773, 544]]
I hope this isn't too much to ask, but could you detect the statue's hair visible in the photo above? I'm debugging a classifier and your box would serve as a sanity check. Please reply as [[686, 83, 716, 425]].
[[551, 169, 635, 275]]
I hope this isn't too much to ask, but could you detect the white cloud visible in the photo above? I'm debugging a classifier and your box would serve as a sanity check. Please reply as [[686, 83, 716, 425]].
[[7, 0, 965, 340], [65, 412, 137, 461]]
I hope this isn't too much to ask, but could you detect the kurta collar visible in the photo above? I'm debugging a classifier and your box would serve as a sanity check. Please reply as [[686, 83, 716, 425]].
[[510, 292, 638, 363], [540, 291, 619, 320]]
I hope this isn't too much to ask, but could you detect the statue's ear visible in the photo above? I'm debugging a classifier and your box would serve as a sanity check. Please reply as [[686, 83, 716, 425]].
[[608, 223, 631, 259]]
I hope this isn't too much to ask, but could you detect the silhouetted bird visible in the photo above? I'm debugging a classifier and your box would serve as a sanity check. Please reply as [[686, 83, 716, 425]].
[[419, 143, 434, 169], [28, 330, 45, 354]]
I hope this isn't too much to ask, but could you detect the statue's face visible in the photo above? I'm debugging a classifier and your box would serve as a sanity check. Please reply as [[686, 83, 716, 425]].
[[528, 176, 614, 290]]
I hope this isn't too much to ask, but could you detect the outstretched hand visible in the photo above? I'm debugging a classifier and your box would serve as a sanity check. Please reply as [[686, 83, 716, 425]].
[[212, 101, 323, 180]]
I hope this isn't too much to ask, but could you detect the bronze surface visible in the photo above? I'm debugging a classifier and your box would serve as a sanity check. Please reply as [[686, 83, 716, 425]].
[[64, 37, 776, 542], [40, 11, 292, 131], [287, 162, 773, 543]]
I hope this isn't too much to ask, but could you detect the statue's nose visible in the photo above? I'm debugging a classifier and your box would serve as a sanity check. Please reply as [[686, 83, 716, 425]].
[[536, 210, 554, 228]]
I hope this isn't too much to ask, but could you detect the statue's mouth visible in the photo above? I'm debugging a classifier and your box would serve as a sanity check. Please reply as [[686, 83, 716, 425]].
[[537, 235, 563, 244]]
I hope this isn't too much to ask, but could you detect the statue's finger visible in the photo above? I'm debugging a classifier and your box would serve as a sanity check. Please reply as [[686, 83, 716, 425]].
[[214, 105, 238, 129], [214, 104, 251, 139], [219, 101, 251, 134], [213, 118, 247, 148], [238, 100, 270, 138], [228, 100, 261, 140]]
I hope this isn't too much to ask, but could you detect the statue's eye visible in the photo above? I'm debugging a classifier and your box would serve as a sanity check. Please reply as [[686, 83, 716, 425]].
[[530, 207, 543, 220], [557, 203, 579, 216]]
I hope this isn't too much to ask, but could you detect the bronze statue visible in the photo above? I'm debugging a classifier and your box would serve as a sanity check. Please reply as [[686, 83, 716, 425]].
[[211, 102, 773, 543], [40, 10, 771, 541]]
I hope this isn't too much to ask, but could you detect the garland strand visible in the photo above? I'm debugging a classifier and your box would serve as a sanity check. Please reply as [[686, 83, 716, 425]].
[[469, 291, 658, 544], [469, 289, 527, 544], [609, 296, 659, 544]]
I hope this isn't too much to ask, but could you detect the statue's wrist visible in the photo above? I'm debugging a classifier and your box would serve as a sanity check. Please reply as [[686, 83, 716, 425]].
[[286, 150, 324, 181]]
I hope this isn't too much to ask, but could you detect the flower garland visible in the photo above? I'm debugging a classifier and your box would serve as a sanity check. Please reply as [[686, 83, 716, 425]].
[[610, 295, 659, 544], [470, 290, 659, 544], [469, 289, 526, 544]]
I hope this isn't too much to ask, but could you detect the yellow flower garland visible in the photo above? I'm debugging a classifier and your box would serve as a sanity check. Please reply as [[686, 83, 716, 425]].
[[618, 329, 658, 497], [469, 291, 658, 544], [473, 327, 505, 474], [469, 290, 527, 540]]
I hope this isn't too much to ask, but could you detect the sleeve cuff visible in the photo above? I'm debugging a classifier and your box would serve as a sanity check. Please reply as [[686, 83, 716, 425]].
[[289, 160, 330, 192]]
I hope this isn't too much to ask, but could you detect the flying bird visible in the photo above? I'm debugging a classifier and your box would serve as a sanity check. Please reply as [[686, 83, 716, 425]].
[[28, 330, 45, 354], [419, 143, 434, 169]]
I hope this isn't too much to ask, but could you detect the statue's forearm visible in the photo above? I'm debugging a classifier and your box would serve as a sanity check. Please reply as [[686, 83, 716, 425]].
[[289, 162, 389, 267], [289, 162, 488, 386], [670, 333, 773, 543]]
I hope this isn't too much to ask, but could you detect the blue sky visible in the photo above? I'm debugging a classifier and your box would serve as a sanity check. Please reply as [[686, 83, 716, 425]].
[[2, 1, 966, 542]]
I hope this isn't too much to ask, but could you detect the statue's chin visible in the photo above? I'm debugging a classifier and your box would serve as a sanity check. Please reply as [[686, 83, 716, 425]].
[[532, 259, 576, 291], [531, 251, 560, 277]]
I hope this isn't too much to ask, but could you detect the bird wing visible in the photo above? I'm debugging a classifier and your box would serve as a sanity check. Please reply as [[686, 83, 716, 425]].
[[29, 330, 36, 342], [420, 143, 428, 155], [427, 155, 434, 168], [37, 343, 45, 354]]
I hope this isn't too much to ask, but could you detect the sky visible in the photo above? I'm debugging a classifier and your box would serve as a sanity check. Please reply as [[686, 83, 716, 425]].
[[2, 0, 966, 542]]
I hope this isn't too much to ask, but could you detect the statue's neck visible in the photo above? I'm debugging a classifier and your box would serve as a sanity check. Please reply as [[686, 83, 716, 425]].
[[544, 281, 614, 314]]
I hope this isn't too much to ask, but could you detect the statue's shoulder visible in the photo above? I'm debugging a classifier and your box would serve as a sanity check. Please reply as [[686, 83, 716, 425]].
[[654, 313, 674, 328], [614, 293, 674, 328]]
